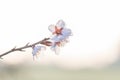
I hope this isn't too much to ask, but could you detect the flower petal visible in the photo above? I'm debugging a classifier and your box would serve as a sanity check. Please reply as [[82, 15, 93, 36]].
[[56, 20, 65, 29], [62, 28, 72, 38], [51, 35, 61, 42], [51, 42, 60, 55], [32, 46, 46, 58], [48, 24, 55, 33]]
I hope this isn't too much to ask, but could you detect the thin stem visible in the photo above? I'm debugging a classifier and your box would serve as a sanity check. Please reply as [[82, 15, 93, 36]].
[[0, 38, 50, 58]]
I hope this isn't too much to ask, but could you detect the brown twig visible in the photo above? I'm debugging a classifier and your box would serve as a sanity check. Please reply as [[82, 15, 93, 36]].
[[0, 38, 51, 58]]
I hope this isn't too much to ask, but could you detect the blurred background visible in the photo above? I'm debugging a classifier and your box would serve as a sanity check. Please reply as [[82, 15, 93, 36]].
[[0, 0, 120, 80]]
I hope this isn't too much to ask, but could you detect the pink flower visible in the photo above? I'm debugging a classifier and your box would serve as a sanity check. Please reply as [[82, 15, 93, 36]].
[[48, 20, 72, 54], [48, 20, 65, 35]]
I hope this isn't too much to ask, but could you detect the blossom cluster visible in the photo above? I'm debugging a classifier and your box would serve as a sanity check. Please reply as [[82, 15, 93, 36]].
[[32, 20, 72, 59]]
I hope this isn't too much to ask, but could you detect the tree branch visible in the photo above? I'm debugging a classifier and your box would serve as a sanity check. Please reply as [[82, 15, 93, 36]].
[[0, 38, 51, 58]]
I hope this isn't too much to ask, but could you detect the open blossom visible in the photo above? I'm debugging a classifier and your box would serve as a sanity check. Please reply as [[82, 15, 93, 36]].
[[49, 20, 72, 40], [48, 20, 72, 54], [48, 20, 65, 35], [32, 46, 46, 60]]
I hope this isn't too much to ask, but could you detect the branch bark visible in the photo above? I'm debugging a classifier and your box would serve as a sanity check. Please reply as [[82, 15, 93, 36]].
[[0, 38, 51, 58]]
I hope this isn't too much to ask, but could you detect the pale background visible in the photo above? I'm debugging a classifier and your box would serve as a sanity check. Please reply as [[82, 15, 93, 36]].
[[0, 0, 120, 69]]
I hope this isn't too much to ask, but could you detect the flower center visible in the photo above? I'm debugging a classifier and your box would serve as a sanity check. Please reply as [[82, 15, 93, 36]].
[[53, 26, 63, 35]]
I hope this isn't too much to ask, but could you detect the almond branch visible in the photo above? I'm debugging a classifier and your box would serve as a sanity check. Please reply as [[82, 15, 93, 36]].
[[0, 38, 51, 58]]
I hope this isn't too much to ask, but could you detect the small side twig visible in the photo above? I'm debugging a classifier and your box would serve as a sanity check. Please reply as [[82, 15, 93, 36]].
[[0, 38, 50, 58]]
